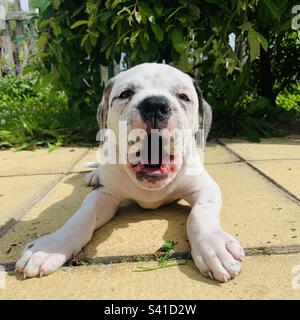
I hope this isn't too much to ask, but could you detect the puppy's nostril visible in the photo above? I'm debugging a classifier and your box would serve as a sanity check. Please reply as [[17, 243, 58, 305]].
[[139, 96, 170, 117], [160, 105, 170, 114]]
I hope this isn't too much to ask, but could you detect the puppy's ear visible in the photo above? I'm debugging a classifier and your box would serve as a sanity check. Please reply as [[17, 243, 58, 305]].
[[193, 80, 212, 142], [97, 77, 115, 131]]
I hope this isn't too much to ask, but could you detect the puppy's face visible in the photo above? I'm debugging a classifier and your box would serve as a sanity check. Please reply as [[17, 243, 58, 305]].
[[98, 63, 204, 190]]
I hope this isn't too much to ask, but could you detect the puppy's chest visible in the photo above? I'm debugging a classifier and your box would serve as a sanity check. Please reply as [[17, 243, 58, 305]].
[[136, 197, 177, 209]]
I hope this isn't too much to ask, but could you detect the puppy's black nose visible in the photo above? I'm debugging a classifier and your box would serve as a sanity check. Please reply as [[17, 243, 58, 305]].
[[138, 96, 171, 129]]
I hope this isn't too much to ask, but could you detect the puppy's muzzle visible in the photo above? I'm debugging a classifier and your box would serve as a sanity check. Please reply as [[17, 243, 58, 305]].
[[138, 95, 171, 129]]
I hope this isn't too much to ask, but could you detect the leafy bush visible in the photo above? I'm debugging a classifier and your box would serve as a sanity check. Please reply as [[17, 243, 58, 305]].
[[276, 84, 300, 113], [0, 73, 97, 150], [27, 0, 300, 142]]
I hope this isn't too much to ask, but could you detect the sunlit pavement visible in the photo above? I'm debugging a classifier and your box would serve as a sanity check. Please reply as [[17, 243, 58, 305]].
[[0, 137, 299, 299]]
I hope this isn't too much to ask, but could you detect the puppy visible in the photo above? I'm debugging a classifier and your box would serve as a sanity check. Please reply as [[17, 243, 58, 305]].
[[16, 63, 244, 282]]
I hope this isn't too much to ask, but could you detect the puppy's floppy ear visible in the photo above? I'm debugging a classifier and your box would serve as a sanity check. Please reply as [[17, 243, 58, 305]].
[[97, 77, 116, 131], [193, 80, 212, 142]]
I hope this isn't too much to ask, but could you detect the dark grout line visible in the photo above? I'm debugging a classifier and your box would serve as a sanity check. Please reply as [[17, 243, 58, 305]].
[[0, 149, 90, 238], [246, 158, 300, 162], [0, 172, 65, 178], [215, 139, 300, 205], [0, 170, 92, 178], [2, 244, 300, 272], [205, 160, 242, 165]]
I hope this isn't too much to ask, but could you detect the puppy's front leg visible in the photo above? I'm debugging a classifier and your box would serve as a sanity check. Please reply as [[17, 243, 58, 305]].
[[16, 189, 120, 278], [184, 171, 245, 282]]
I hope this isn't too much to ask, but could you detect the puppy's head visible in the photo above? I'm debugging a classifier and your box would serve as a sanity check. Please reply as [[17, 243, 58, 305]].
[[97, 63, 211, 190]]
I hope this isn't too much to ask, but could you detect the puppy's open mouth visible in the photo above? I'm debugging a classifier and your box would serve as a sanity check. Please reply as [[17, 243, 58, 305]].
[[128, 133, 177, 181]]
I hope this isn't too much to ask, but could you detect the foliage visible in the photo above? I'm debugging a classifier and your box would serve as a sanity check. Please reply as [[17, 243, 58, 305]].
[[19, 1, 300, 141], [135, 240, 191, 272], [0, 73, 97, 150], [276, 84, 300, 113]]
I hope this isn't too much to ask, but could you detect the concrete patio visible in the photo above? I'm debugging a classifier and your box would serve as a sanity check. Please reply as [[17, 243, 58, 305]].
[[0, 137, 299, 299]]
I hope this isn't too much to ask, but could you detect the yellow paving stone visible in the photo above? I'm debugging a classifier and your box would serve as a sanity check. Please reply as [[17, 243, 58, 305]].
[[0, 175, 60, 228], [72, 148, 98, 172], [0, 148, 88, 176], [220, 136, 300, 160], [249, 159, 300, 199], [204, 142, 239, 164], [1, 254, 300, 299]]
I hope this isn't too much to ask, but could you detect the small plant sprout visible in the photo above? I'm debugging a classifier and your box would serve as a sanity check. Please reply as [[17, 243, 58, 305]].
[[135, 240, 190, 272]]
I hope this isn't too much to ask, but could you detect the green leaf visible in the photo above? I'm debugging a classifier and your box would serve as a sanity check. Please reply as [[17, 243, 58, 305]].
[[263, 0, 281, 21], [39, 19, 51, 29], [111, 0, 121, 9], [248, 29, 261, 61], [160, 240, 178, 252], [139, 3, 153, 17], [52, 24, 62, 37], [81, 33, 90, 47], [15, 142, 35, 151], [70, 20, 88, 29], [171, 29, 185, 53], [37, 32, 49, 51], [89, 31, 99, 46], [148, 15, 155, 24], [154, 3, 163, 16], [188, 4, 200, 19], [137, 6, 148, 24], [59, 64, 71, 82], [250, 29, 268, 51], [31, 0, 51, 12], [134, 11, 142, 24], [52, 0, 61, 10], [150, 23, 163, 42]]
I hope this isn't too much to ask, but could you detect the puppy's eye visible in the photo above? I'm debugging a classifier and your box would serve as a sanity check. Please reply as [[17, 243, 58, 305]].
[[119, 90, 134, 99], [178, 93, 190, 102]]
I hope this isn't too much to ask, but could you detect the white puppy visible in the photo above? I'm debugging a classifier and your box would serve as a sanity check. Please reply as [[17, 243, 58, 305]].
[[16, 63, 244, 282]]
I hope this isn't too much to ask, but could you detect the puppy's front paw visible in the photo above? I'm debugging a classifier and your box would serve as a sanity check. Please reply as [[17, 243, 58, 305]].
[[191, 229, 245, 282], [84, 170, 100, 188], [15, 233, 71, 278]]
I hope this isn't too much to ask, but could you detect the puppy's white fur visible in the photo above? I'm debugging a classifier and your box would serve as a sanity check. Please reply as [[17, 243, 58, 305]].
[[16, 63, 244, 282]]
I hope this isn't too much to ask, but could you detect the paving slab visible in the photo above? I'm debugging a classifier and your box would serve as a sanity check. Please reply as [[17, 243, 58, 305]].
[[1, 254, 300, 299], [248, 160, 300, 199], [1, 160, 299, 264], [0, 175, 60, 228], [0, 148, 88, 176], [204, 142, 239, 164], [220, 136, 300, 160], [72, 148, 98, 172]]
